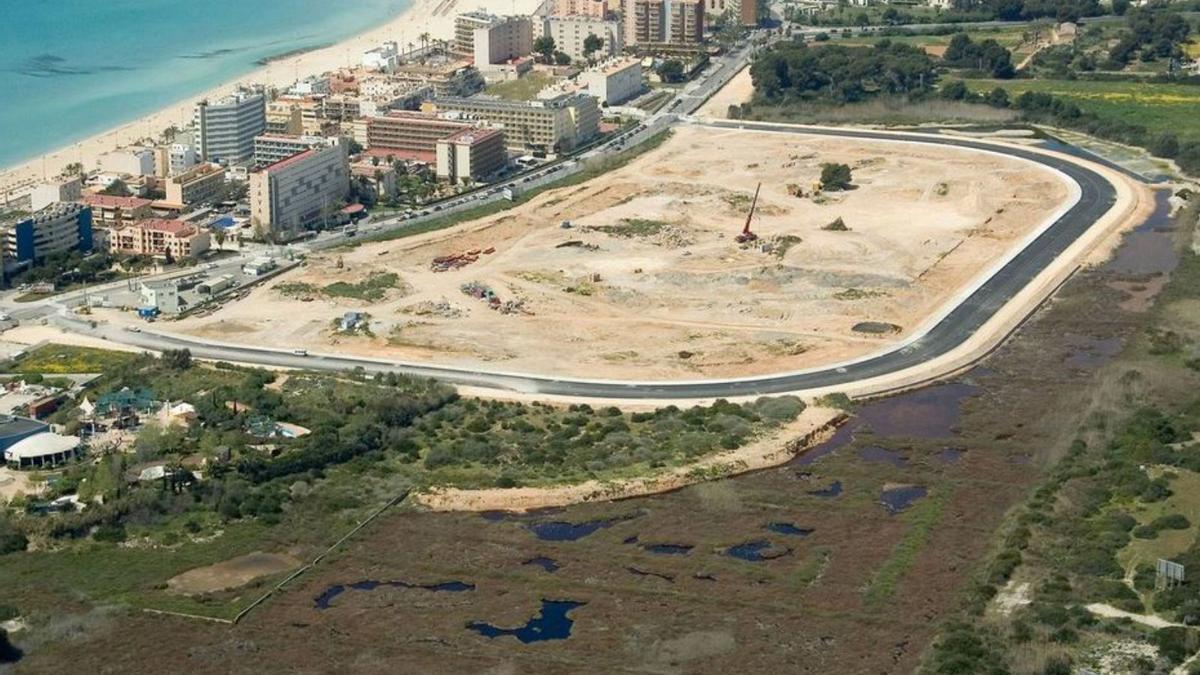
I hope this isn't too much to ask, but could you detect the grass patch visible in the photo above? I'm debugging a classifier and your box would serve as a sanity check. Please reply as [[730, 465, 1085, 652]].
[[484, 73, 558, 101], [959, 78, 1200, 142], [7, 344, 138, 374], [592, 218, 669, 238], [863, 486, 951, 607], [322, 272, 401, 301]]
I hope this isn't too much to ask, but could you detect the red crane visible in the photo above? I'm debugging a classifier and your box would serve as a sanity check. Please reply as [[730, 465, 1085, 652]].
[[735, 182, 761, 244]]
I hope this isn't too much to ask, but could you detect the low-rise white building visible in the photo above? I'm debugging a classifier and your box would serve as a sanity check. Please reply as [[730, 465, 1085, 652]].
[[578, 57, 644, 105], [98, 147, 157, 177]]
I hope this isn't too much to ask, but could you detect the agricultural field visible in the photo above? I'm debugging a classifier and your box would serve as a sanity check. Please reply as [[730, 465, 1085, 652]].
[[167, 125, 1070, 380], [959, 77, 1200, 142]]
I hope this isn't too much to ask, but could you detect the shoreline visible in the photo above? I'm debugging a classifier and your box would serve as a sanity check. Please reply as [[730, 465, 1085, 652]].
[[0, 0, 540, 199], [412, 406, 846, 512]]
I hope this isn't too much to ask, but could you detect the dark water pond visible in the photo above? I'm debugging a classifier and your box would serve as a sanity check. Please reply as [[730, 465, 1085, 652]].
[[766, 522, 813, 537], [725, 540, 792, 561], [1104, 191, 1177, 276], [880, 485, 928, 514], [855, 383, 979, 438], [935, 447, 965, 463], [315, 579, 474, 609], [643, 543, 693, 555], [467, 600, 586, 643], [527, 513, 639, 541], [523, 557, 560, 573]]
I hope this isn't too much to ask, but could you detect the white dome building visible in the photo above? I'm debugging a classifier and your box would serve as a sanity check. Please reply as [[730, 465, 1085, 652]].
[[3, 432, 82, 469]]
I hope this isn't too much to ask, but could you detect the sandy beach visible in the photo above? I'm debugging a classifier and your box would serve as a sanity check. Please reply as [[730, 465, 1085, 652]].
[[0, 0, 541, 199]]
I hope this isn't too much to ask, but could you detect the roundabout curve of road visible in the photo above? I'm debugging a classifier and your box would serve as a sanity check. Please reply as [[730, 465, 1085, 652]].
[[82, 121, 1120, 400]]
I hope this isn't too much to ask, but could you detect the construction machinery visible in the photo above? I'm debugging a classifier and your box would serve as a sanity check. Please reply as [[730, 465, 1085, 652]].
[[736, 182, 761, 244]]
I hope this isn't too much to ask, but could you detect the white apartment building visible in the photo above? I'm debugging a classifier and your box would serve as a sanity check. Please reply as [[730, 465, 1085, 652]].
[[579, 57, 644, 105], [168, 143, 198, 176], [474, 16, 534, 66], [194, 89, 267, 165], [28, 176, 82, 213], [362, 41, 400, 71], [248, 144, 350, 238], [538, 15, 623, 62], [98, 147, 157, 177]]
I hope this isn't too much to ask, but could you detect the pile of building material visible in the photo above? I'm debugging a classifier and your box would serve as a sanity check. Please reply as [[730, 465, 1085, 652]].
[[430, 247, 495, 272], [460, 282, 531, 315], [398, 299, 463, 318]]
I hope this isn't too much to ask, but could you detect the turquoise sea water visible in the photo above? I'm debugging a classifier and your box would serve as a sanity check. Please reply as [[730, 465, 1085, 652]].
[[0, 0, 410, 170]]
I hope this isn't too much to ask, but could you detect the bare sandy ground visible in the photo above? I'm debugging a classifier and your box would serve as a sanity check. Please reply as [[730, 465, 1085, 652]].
[[0, 0, 542, 194], [167, 551, 301, 595], [695, 65, 754, 119], [414, 404, 843, 512], [173, 125, 1071, 380]]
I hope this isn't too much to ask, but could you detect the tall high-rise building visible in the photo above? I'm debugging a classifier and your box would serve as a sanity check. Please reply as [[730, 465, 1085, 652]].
[[248, 144, 350, 238], [623, 0, 704, 45], [194, 90, 267, 166]]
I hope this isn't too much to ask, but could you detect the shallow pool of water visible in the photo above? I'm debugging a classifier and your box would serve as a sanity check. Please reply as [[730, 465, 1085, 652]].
[[935, 448, 964, 463], [523, 557, 560, 573], [467, 600, 586, 643], [879, 485, 928, 515], [315, 579, 474, 609], [725, 540, 792, 561], [643, 543, 693, 555], [766, 522, 814, 537], [526, 513, 639, 541], [855, 383, 979, 439]]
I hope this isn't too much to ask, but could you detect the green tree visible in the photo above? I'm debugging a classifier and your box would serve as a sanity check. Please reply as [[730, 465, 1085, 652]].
[[553, 50, 572, 66], [533, 36, 556, 63], [820, 163, 853, 191], [583, 33, 604, 62], [657, 59, 686, 83], [100, 178, 132, 197]]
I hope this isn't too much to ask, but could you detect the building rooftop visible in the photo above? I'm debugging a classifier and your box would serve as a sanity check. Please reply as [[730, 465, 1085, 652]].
[[82, 193, 153, 209], [0, 415, 49, 439], [139, 219, 197, 236], [4, 432, 80, 461], [443, 127, 503, 146], [261, 149, 316, 173]]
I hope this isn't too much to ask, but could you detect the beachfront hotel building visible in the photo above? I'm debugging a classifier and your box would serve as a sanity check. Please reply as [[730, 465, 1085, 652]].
[[101, 219, 210, 259], [194, 89, 267, 166], [579, 57, 645, 105], [435, 128, 507, 183], [248, 144, 350, 238], [424, 92, 599, 155], [163, 163, 225, 207], [1, 202, 94, 266], [454, 11, 498, 57], [623, 0, 705, 45], [359, 112, 476, 162], [538, 16, 623, 62]]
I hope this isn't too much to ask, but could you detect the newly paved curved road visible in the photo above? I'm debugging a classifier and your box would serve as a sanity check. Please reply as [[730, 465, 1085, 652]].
[[81, 122, 1118, 399]]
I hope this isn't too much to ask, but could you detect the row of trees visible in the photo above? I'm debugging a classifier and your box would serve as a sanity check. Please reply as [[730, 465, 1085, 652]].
[[750, 41, 938, 104]]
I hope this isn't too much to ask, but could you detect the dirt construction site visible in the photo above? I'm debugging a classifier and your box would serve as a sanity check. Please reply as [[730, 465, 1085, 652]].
[[173, 125, 1072, 380]]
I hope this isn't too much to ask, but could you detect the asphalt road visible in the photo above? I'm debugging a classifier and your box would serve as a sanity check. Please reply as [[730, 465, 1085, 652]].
[[66, 120, 1119, 399]]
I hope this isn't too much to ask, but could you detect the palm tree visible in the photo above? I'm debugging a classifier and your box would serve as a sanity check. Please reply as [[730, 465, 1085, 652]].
[[419, 32, 431, 61]]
